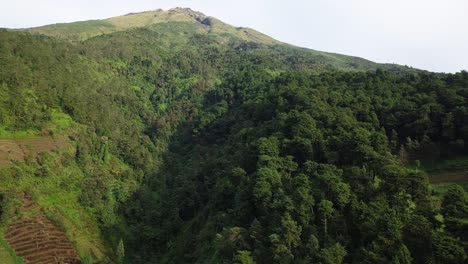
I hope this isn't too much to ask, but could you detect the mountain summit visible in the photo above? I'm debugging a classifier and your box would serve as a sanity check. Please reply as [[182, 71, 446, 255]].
[[24, 7, 279, 45]]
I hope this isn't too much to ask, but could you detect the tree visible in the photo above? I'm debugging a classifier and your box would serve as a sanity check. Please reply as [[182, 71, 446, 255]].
[[319, 243, 347, 264], [441, 185, 468, 219], [280, 213, 302, 253], [317, 200, 334, 240], [234, 250, 256, 264], [404, 215, 432, 263], [292, 173, 315, 225], [116, 239, 125, 264], [432, 232, 467, 264], [393, 244, 412, 264], [441, 186, 468, 241]]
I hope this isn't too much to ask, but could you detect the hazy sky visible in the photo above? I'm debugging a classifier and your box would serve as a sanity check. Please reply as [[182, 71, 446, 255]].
[[1, 0, 467, 73]]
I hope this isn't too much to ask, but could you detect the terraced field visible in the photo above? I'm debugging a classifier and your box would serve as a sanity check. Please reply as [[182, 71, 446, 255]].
[[4, 197, 80, 264], [0, 137, 69, 167]]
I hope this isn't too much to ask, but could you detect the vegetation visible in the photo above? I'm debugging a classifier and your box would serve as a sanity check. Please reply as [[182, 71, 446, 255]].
[[424, 156, 468, 172], [0, 7, 467, 263]]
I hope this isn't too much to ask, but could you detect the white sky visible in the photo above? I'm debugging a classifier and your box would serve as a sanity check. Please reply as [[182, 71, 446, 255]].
[[1, 0, 467, 73]]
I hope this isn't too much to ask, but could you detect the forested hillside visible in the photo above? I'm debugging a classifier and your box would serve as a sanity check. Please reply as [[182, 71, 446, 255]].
[[0, 8, 467, 264]]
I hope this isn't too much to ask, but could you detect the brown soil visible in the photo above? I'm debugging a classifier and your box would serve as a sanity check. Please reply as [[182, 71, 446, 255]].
[[0, 137, 69, 168], [429, 170, 468, 184], [4, 196, 80, 264]]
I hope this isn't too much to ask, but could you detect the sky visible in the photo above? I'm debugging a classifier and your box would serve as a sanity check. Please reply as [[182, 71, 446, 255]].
[[1, 0, 467, 73]]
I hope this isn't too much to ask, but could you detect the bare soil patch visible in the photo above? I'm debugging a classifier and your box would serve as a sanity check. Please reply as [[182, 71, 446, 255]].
[[0, 137, 69, 168]]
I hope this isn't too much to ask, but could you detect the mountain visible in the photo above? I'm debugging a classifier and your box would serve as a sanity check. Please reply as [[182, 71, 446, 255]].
[[0, 7, 467, 264], [24, 8, 279, 44], [20, 7, 413, 73]]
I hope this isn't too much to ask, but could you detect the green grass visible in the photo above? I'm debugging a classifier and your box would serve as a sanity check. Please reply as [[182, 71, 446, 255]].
[[0, 236, 23, 264], [49, 110, 74, 131], [0, 126, 39, 140], [0, 109, 74, 139], [26, 20, 116, 41]]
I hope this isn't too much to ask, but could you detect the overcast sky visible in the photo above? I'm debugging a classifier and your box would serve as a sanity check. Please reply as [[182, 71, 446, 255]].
[[1, 0, 467, 73]]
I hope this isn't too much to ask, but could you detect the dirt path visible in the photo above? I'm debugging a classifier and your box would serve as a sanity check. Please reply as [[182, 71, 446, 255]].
[[429, 170, 468, 184], [4, 196, 80, 264], [0, 137, 69, 168]]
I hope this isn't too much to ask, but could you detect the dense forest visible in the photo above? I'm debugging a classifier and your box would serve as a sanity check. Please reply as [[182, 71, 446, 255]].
[[0, 8, 467, 264]]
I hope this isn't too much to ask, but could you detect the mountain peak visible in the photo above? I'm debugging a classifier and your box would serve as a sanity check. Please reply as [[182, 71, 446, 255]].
[[169, 7, 207, 17], [22, 7, 278, 44], [123, 7, 207, 19]]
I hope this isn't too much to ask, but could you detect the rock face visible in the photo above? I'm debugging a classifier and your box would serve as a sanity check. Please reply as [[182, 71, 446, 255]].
[[197, 17, 213, 26], [4, 197, 80, 264]]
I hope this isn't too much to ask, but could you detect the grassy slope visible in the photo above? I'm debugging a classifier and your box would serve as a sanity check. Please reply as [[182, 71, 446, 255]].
[[0, 237, 22, 264]]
